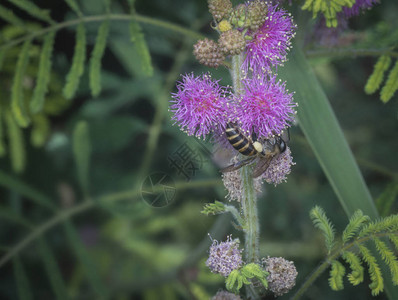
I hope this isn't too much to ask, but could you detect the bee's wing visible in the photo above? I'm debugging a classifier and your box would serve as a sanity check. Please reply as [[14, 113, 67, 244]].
[[220, 156, 256, 173], [281, 128, 290, 144], [252, 155, 274, 178]]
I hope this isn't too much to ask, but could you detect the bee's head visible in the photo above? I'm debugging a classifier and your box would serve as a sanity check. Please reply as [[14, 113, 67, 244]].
[[277, 137, 287, 153]]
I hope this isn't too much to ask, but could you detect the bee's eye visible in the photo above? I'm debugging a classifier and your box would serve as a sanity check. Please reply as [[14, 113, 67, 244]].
[[279, 139, 286, 153]]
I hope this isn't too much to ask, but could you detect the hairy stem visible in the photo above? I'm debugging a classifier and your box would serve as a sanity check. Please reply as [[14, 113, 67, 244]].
[[232, 54, 260, 300]]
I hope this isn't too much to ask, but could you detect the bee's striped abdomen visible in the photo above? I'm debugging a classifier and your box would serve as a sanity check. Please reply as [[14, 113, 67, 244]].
[[225, 123, 256, 156]]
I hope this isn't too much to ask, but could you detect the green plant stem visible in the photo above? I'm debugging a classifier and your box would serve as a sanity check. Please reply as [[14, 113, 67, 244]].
[[0, 13, 205, 51], [232, 54, 260, 300]]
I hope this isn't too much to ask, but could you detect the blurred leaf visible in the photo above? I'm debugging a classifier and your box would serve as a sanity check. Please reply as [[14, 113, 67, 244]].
[[64, 0, 82, 17], [0, 110, 6, 157], [37, 237, 70, 300], [365, 55, 391, 95], [30, 115, 50, 148], [13, 256, 33, 300], [376, 182, 398, 217], [63, 221, 109, 298], [0, 205, 31, 228], [380, 60, 398, 103], [11, 38, 31, 128], [5, 111, 26, 173], [89, 117, 146, 153], [0, 4, 25, 27], [30, 31, 56, 113], [72, 121, 91, 193], [63, 23, 86, 100], [89, 20, 109, 97], [7, 0, 53, 23]]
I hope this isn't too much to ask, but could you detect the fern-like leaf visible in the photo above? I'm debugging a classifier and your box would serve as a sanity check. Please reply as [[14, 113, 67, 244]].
[[358, 244, 384, 296], [310, 206, 335, 253], [342, 251, 364, 285], [376, 183, 398, 217], [226, 269, 241, 293], [5, 111, 26, 174], [380, 60, 398, 103], [63, 23, 86, 100], [301, 0, 355, 27], [359, 215, 398, 237], [389, 234, 398, 252], [329, 260, 345, 291], [6, 0, 53, 23], [0, 4, 25, 27], [31, 115, 50, 148], [374, 237, 398, 284], [11, 38, 31, 127], [89, 20, 110, 97], [342, 210, 370, 243], [365, 55, 392, 95], [64, 0, 82, 17], [201, 201, 226, 215], [241, 263, 269, 289], [30, 31, 55, 113]]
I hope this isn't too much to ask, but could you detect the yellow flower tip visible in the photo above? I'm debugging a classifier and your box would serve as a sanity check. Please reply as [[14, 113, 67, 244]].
[[218, 20, 232, 32]]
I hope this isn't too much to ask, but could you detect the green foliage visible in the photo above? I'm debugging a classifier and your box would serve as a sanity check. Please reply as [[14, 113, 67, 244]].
[[7, 0, 53, 24], [365, 55, 391, 95], [201, 201, 226, 215], [301, 0, 355, 27], [310, 206, 335, 253], [329, 260, 345, 291], [5, 111, 26, 173], [226, 263, 268, 294], [342, 210, 370, 243], [11, 38, 31, 128], [0, 4, 25, 28], [31, 31, 56, 113], [380, 60, 398, 103], [365, 56, 398, 103], [63, 23, 86, 100], [312, 207, 398, 296], [73, 121, 92, 194], [377, 182, 398, 217], [89, 20, 110, 97], [64, 0, 82, 17]]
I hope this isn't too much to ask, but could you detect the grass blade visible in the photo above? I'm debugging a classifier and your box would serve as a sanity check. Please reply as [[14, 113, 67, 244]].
[[13, 256, 33, 300], [37, 237, 69, 300], [63, 220, 109, 298]]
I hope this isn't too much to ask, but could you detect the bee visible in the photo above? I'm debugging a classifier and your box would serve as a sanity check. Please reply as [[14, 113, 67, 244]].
[[221, 122, 289, 178]]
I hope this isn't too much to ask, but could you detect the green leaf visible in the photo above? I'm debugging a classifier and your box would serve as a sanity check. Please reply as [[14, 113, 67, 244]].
[[329, 260, 345, 291], [374, 238, 398, 284], [342, 251, 364, 286], [30, 115, 50, 148], [129, 20, 153, 77], [0, 4, 25, 27], [89, 20, 110, 97], [6, 0, 53, 23], [359, 244, 384, 296], [37, 237, 69, 300], [226, 269, 240, 292], [310, 206, 335, 253], [365, 55, 391, 95], [201, 201, 226, 215], [0, 205, 32, 228], [13, 256, 33, 300], [279, 46, 378, 219], [0, 110, 6, 157], [376, 182, 398, 217], [0, 48, 6, 71], [380, 60, 398, 103], [30, 31, 56, 113], [11, 38, 31, 128], [64, 0, 82, 17], [63, 23, 86, 100], [72, 121, 91, 193], [63, 221, 109, 298], [342, 210, 370, 243], [5, 111, 26, 173]]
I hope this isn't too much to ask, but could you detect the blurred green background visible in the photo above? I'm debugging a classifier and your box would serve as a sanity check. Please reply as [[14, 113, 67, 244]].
[[0, 0, 397, 299]]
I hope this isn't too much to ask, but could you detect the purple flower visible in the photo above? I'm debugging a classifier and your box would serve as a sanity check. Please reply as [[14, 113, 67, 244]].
[[243, 3, 296, 73], [170, 73, 229, 139], [262, 256, 298, 296], [206, 235, 243, 277], [342, 0, 379, 18], [230, 74, 296, 139], [262, 146, 295, 185]]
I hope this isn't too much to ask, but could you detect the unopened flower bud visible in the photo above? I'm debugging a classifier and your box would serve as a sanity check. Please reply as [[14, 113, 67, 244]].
[[262, 256, 298, 296], [247, 0, 268, 31], [208, 0, 233, 21], [212, 290, 242, 300], [218, 20, 232, 32], [218, 29, 246, 56], [193, 38, 225, 68], [230, 4, 247, 28]]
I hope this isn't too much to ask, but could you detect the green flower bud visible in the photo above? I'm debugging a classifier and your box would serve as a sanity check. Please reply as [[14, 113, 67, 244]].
[[193, 38, 225, 68], [218, 29, 246, 56], [208, 0, 233, 21]]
